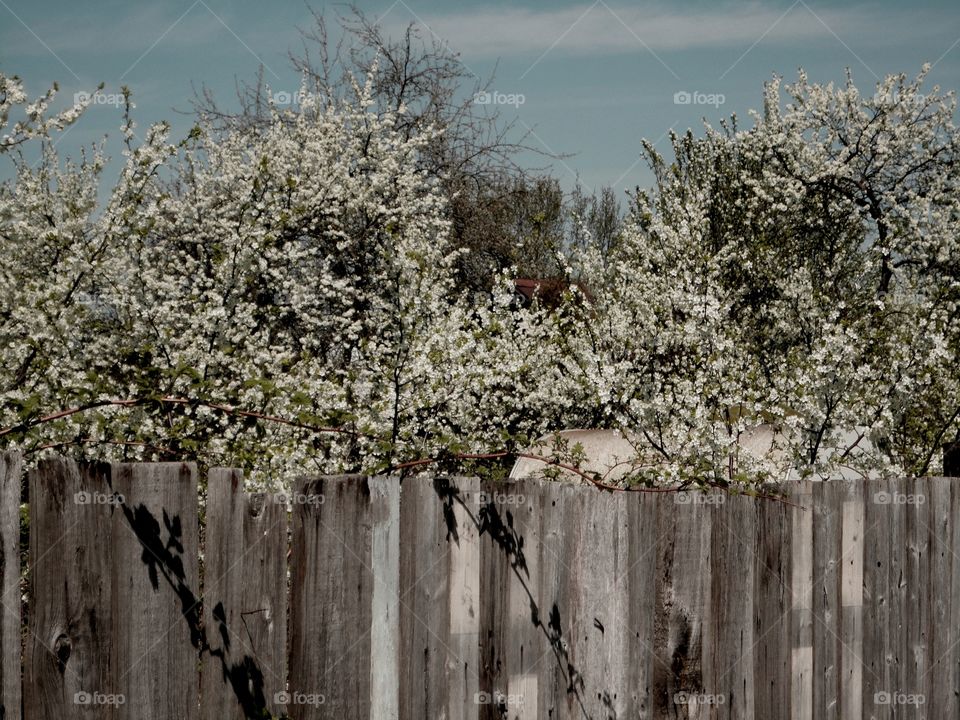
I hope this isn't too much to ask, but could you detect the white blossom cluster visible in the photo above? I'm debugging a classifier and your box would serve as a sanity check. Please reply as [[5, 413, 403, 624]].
[[569, 66, 960, 483], [2, 67, 958, 489]]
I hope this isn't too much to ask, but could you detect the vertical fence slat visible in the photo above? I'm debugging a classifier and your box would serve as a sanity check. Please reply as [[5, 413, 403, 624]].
[[25, 458, 113, 720], [289, 475, 399, 720], [533, 480, 574, 720], [201, 468, 288, 720], [839, 480, 864, 720], [477, 477, 515, 720], [906, 477, 931, 717], [926, 477, 954, 717], [753, 487, 792, 719], [399, 476, 480, 720], [863, 477, 898, 720], [498, 477, 543, 720], [651, 489, 712, 719], [0, 452, 21, 720], [705, 493, 755, 717], [112, 462, 199, 720], [790, 481, 814, 720], [626, 492, 659, 720], [811, 481, 842, 720], [949, 478, 960, 715], [566, 483, 631, 719]]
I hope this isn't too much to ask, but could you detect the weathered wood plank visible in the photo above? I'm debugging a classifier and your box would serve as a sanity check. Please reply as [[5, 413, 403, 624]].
[[0, 452, 22, 720], [111, 462, 199, 720], [811, 480, 842, 720], [704, 492, 755, 718], [201, 468, 288, 720], [288, 475, 399, 720], [652, 489, 712, 720], [925, 477, 954, 717], [905, 477, 931, 719], [502, 477, 544, 720], [789, 482, 814, 720], [477, 477, 519, 720], [626, 492, 659, 720], [535, 479, 579, 720], [949, 477, 960, 715], [25, 458, 114, 720], [838, 480, 864, 720], [568, 483, 631, 720], [398, 476, 480, 720], [752, 487, 792, 719]]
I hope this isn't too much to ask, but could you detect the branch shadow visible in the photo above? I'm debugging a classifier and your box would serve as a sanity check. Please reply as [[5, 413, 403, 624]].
[[431, 477, 594, 720], [120, 501, 277, 719]]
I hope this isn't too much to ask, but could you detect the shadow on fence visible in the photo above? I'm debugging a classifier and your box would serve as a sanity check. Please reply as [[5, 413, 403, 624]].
[[1, 452, 958, 719]]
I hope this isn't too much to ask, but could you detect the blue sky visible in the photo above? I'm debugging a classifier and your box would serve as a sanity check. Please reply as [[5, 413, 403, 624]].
[[2, 0, 959, 194]]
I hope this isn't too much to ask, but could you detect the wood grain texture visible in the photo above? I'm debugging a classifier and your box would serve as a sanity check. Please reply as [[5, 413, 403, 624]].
[[811, 481, 842, 720], [752, 486, 791, 719], [398, 476, 480, 720], [7, 462, 960, 719], [0, 452, 22, 720], [925, 477, 954, 719], [25, 458, 114, 720], [652, 490, 711, 720], [705, 493, 755, 718], [626, 492, 659, 720], [111, 462, 199, 720], [477, 477, 516, 720], [789, 483, 814, 720], [200, 468, 288, 720], [288, 475, 399, 720]]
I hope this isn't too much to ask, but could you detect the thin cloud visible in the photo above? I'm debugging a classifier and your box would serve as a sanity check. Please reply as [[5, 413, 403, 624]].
[[1, 4, 227, 59], [382, 2, 942, 59]]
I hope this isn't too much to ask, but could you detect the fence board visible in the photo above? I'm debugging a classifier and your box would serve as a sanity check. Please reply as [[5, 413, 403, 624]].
[[398, 476, 480, 720], [811, 480, 842, 720], [564, 483, 631, 720], [25, 458, 114, 720], [652, 490, 711, 720], [925, 477, 954, 719], [288, 475, 399, 720], [0, 452, 21, 720], [500, 477, 543, 720], [201, 468, 288, 720], [752, 487, 792, 719], [839, 480, 864, 720], [906, 477, 931, 719], [789, 482, 814, 720], [111, 462, 199, 720], [626, 492, 659, 720], [705, 493, 756, 718], [477, 477, 517, 720]]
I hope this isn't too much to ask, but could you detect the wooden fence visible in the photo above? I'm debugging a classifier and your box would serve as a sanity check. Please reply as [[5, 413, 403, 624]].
[[0, 451, 957, 719]]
